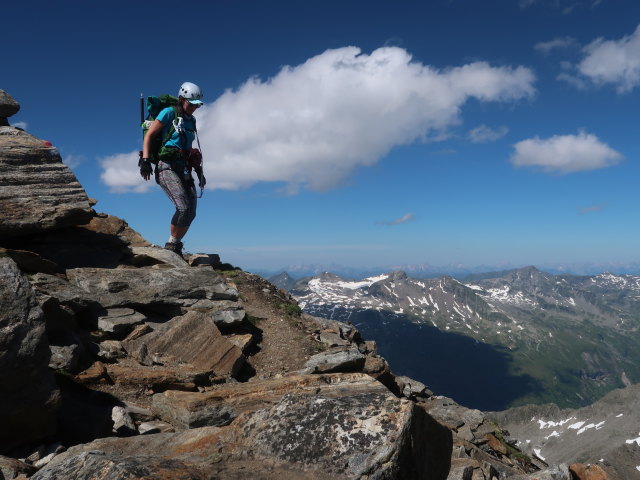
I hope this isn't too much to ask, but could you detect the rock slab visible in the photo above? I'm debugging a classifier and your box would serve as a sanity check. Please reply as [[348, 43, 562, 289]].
[[0, 128, 93, 239], [34, 372, 453, 480]]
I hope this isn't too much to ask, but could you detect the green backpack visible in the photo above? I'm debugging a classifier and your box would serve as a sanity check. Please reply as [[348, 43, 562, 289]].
[[140, 94, 180, 164]]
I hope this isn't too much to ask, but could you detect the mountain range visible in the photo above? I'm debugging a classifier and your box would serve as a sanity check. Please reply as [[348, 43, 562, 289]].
[[258, 261, 640, 280], [273, 266, 640, 411]]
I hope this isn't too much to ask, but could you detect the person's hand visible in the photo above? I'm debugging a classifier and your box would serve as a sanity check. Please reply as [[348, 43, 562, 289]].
[[139, 158, 153, 181], [187, 149, 202, 169], [198, 172, 206, 189]]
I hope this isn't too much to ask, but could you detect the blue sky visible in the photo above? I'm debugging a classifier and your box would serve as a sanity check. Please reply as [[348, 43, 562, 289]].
[[4, 0, 640, 274]]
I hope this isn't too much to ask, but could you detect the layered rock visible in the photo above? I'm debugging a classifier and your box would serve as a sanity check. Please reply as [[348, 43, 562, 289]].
[[0, 126, 93, 239]]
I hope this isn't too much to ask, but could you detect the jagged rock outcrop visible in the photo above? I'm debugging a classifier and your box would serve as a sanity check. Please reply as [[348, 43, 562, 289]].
[[0, 257, 59, 452], [0, 122, 94, 239], [0, 89, 20, 126]]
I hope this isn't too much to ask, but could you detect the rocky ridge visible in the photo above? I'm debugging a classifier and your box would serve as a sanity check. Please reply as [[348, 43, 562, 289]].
[[0, 90, 603, 479]]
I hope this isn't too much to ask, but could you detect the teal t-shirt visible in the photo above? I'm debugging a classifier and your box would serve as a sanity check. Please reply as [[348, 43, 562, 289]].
[[156, 107, 196, 150]]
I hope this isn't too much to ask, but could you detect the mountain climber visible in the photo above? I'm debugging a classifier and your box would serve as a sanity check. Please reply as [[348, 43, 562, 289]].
[[139, 82, 206, 255]]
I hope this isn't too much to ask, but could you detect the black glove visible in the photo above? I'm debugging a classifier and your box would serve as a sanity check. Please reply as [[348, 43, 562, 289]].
[[139, 158, 153, 180]]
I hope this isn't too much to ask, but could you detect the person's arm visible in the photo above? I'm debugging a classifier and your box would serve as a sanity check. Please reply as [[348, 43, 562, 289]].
[[140, 119, 164, 180]]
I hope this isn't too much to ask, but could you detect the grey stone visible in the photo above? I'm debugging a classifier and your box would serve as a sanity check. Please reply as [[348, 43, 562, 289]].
[[122, 402, 154, 422], [447, 458, 478, 480], [318, 331, 351, 347], [111, 406, 136, 436], [187, 253, 221, 268], [97, 340, 127, 362], [211, 308, 246, 327], [457, 424, 475, 443], [304, 346, 366, 373], [97, 308, 146, 334], [397, 375, 432, 399], [423, 396, 485, 432], [138, 421, 175, 435], [0, 257, 59, 453], [0, 90, 20, 118], [49, 343, 82, 371], [131, 246, 187, 268], [0, 129, 93, 239], [32, 443, 65, 469]]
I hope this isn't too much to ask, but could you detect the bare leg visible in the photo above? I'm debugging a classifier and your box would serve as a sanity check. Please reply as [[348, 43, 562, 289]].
[[171, 224, 189, 240]]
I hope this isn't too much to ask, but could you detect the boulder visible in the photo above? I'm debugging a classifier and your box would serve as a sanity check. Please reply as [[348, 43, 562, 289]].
[[131, 246, 187, 268], [187, 253, 222, 268], [111, 406, 136, 436], [0, 128, 93, 239], [138, 421, 175, 435], [49, 343, 83, 372], [126, 310, 245, 377], [396, 375, 432, 400], [0, 257, 59, 453], [35, 373, 453, 480], [318, 330, 351, 347], [423, 396, 485, 431], [66, 266, 239, 310], [303, 346, 367, 373], [97, 308, 146, 334], [211, 308, 246, 327], [0, 90, 20, 124], [96, 340, 127, 362]]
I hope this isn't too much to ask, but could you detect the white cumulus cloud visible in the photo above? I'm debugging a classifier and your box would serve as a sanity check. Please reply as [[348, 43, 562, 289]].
[[101, 46, 535, 193], [510, 131, 623, 173], [562, 24, 640, 93]]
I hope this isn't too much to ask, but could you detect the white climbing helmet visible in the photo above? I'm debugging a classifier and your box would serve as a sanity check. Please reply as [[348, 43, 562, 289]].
[[178, 82, 203, 105]]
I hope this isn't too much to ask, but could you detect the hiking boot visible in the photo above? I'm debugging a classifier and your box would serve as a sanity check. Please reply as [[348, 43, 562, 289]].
[[164, 241, 183, 256]]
